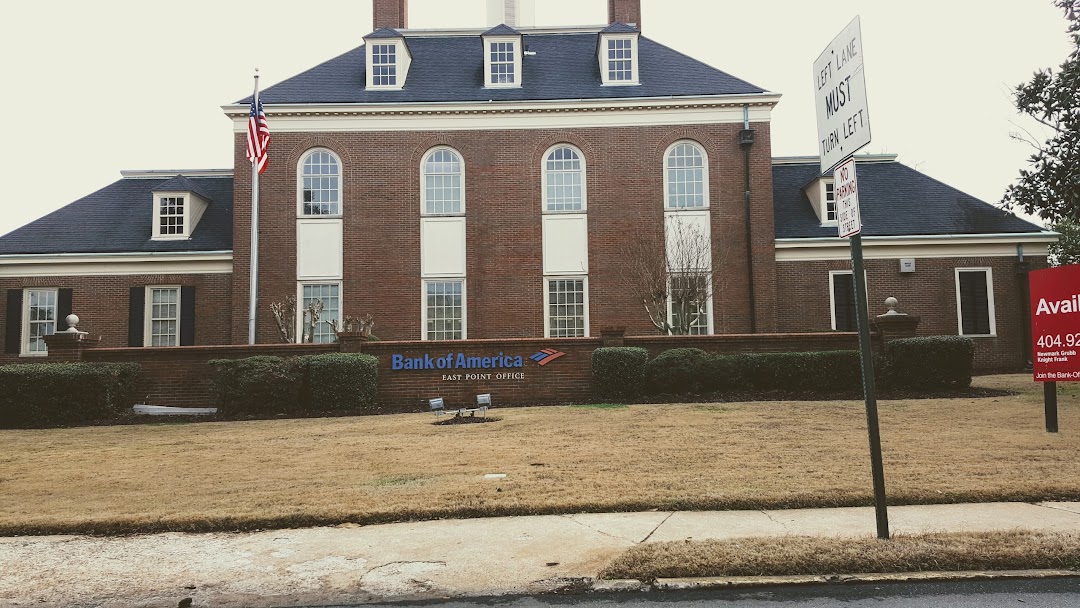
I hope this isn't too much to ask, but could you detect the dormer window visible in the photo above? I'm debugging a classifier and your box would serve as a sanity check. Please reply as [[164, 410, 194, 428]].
[[599, 24, 640, 86], [370, 44, 398, 86], [482, 25, 522, 88], [824, 180, 836, 223], [151, 176, 212, 241], [364, 28, 411, 90]]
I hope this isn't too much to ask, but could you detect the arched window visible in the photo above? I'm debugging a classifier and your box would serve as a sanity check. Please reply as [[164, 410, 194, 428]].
[[543, 145, 586, 212], [298, 149, 341, 216], [664, 141, 708, 209], [422, 147, 464, 215]]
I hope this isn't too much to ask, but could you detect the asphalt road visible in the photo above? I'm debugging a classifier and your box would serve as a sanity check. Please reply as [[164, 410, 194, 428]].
[[343, 577, 1080, 608]]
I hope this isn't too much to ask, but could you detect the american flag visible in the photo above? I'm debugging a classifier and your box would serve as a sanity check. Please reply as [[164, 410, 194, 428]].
[[246, 99, 270, 174]]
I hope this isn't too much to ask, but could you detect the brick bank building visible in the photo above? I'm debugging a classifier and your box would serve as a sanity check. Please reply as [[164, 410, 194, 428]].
[[0, 0, 1057, 404]]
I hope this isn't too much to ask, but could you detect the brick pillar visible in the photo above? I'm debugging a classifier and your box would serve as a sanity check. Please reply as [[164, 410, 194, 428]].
[[599, 326, 626, 347], [42, 332, 101, 363], [872, 297, 921, 342], [608, 0, 641, 27], [337, 333, 366, 353], [373, 0, 408, 30]]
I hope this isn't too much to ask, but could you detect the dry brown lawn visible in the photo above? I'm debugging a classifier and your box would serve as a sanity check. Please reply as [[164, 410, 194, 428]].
[[600, 531, 1080, 579], [0, 374, 1077, 535]]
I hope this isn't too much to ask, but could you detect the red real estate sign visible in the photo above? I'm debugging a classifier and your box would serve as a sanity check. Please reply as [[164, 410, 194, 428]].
[[1030, 263, 1080, 382]]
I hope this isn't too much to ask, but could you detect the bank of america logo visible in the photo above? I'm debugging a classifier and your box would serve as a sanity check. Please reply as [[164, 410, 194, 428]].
[[530, 348, 565, 366]]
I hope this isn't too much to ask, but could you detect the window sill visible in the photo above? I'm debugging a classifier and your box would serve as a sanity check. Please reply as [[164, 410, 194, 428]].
[[297, 214, 343, 220], [543, 209, 587, 215], [960, 333, 997, 338], [18, 352, 48, 358], [151, 235, 191, 241]]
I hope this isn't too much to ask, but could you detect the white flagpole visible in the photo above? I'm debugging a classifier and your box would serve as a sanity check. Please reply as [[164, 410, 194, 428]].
[[247, 69, 260, 345]]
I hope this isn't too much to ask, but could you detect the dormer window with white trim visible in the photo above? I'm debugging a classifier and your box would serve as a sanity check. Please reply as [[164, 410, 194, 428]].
[[364, 29, 411, 90], [482, 25, 522, 88], [823, 180, 837, 223], [802, 177, 837, 226], [598, 25, 640, 86], [151, 177, 211, 241]]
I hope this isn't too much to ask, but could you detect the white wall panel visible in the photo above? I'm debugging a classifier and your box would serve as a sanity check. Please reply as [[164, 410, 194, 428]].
[[421, 217, 466, 277], [665, 211, 711, 271], [296, 219, 343, 280], [543, 214, 588, 274]]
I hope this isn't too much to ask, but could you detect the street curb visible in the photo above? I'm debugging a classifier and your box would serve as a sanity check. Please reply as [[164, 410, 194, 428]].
[[650, 569, 1080, 590]]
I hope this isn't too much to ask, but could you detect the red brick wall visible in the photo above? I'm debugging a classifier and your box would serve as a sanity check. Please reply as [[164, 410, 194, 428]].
[[80, 332, 864, 411], [775, 256, 1048, 371], [0, 273, 233, 366], [230, 122, 777, 344]]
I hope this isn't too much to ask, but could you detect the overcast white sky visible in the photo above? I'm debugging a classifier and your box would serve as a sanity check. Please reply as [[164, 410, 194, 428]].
[[0, 0, 1070, 236]]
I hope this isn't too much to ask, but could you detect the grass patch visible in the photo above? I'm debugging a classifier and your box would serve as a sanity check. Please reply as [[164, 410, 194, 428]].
[[571, 403, 630, 409], [600, 531, 1080, 580], [0, 374, 1076, 536]]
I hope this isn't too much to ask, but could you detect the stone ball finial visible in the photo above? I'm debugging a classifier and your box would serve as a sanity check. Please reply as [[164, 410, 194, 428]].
[[65, 314, 80, 331], [884, 297, 900, 316]]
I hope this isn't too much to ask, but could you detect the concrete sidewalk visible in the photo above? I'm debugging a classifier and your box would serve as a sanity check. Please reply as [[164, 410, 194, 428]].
[[2, 502, 1079, 607]]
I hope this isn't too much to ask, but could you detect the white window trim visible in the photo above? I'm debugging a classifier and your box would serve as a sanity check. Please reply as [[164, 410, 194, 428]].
[[599, 34, 640, 86], [421, 278, 467, 340], [151, 192, 191, 241], [296, 148, 343, 218], [483, 35, 522, 89], [143, 285, 181, 348], [822, 179, 837, 226], [365, 40, 410, 90], [828, 270, 868, 331], [541, 144, 588, 214], [663, 140, 710, 210], [20, 287, 58, 356], [296, 281, 343, 343], [543, 276, 590, 338], [420, 146, 466, 216], [666, 273, 714, 335], [954, 267, 997, 337]]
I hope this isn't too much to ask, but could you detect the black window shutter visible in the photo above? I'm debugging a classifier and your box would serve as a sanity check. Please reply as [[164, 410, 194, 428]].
[[833, 274, 857, 332], [128, 286, 145, 347], [57, 288, 73, 332], [180, 286, 196, 346], [5, 290, 23, 354]]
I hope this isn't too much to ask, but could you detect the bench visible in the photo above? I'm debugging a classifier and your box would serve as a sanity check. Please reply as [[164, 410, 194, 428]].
[[429, 394, 492, 418]]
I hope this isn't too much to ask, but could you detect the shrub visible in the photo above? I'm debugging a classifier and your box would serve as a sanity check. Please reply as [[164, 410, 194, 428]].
[[884, 336, 975, 389], [306, 353, 379, 410], [592, 347, 648, 400], [0, 362, 140, 428], [737, 350, 863, 392], [209, 356, 303, 415], [644, 348, 709, 395]]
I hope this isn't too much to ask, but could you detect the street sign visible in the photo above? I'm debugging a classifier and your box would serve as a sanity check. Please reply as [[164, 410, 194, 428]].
[[1030, 263, 1080, 382], [834, 157, 861, 238], [814, 16, 871, 173]]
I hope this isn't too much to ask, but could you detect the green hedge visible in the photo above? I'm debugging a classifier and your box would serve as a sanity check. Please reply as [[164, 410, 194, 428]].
[[644, 348, 709, 395], [0, 362, 140, 428], [210, 353, 379, 415], [592, 347, 648, 400], [883, 336, 975, 389], [306, 353, 379, 410]]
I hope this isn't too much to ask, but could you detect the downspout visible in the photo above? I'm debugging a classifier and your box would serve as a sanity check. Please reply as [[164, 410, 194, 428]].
[[1017, 243, 1033, 369], [739, 105, 757, 332]]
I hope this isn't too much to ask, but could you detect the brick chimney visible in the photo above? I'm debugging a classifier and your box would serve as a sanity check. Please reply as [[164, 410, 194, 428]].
[[607, 0, 640, 28], [373, 0, 408, 30]]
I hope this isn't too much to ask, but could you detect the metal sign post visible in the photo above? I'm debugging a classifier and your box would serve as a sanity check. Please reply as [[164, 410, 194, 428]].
[[815, 17, 889, 540]]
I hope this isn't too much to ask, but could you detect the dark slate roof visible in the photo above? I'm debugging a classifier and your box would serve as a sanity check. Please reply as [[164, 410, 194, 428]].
[[242, 31, 765, 104], [600, 22, 639, 33], [482, 24, 520, 36], [154, 175, 215, 202], [772, 160, 1044, 239], [0, 176, 233, 255], [364, 28, 402, 39]]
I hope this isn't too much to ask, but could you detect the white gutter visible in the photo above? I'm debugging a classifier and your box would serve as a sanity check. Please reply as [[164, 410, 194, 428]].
[[0, 251, 233, 277], [220, 92, 783, 117], [775, 232, 1059, 247]]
